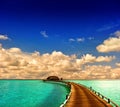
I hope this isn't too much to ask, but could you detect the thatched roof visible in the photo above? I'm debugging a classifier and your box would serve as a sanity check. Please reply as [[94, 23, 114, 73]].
[[47, 76, 60, 81]]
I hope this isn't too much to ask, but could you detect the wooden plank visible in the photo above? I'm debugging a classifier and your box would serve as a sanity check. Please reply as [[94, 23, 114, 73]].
[[65, 82, 112, 107]]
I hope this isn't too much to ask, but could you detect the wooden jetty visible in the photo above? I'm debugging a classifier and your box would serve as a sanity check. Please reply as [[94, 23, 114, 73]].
[[63, 82, 119, 107]]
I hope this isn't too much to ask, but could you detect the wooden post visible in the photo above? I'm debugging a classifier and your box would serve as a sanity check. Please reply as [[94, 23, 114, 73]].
[[108, 99, 110, 103], [98, 92, 100, 96], [66, 95, 68, 99], [102, 95, 104, 99]]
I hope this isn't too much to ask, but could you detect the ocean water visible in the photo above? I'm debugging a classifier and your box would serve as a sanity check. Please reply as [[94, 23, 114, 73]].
[[0, 80, 69, 107], [0, 80, 120, 107], [68, 80, 120, 106]]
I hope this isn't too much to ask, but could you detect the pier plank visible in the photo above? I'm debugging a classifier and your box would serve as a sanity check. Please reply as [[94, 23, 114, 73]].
[[65, 82, 112, 107]]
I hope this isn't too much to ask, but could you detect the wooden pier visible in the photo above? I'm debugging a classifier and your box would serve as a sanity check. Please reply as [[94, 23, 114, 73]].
[[64, 82, 116, 107]]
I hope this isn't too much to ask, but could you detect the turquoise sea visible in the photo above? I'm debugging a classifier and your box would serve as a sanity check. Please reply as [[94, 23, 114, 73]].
[[0, 80, 120, 107], [0, 80, 69, 107]]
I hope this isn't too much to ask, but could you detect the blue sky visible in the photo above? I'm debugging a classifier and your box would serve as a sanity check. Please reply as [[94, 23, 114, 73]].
[[0, 0, 120, 63], [0, 0, 120, 54], [1, 0, 120, 79]]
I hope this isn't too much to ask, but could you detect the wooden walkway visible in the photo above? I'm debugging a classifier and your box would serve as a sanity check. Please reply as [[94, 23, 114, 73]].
[[65, 82, 112, 107]]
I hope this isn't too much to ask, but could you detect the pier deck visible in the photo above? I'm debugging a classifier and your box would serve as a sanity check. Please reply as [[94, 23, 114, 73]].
[[65, 82, 112, 107]]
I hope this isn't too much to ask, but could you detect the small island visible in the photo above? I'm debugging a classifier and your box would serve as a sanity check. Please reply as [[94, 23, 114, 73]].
[[46, 76, 60, 81], [43, 76, 63, 81]]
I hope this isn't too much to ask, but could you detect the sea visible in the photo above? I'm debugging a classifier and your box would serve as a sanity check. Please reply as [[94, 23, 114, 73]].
[[0, 80, 120, 107], [0, 80, 69, 107]]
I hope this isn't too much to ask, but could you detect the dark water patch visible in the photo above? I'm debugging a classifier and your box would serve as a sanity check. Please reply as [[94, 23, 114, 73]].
[[0, 80, 70, 107], [39, 81, 70, 107]]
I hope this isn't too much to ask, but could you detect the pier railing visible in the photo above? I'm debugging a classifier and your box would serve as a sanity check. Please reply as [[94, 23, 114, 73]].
[[88, 86, 119, 107], [60, 81, 120, 107], [60, 82, 71, 107], [74, 83, 119, 107]]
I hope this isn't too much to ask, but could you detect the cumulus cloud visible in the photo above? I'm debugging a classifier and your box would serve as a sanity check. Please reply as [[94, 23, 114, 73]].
[[76, 54, 115, 65], [0, 34, 9, 40], [0, 44, 118, 79], [96, 56, 115, 62], [114, 30, 120, 37], [96, 30, 120, 53], [110, 68, 120, 79], [116, 63, 120, 67], [84, 65, 112, 79], [40, 31, 48, 38], [7, 48, 22, 53], [97, 30, 120, 52], [97, 37, 120, 52]]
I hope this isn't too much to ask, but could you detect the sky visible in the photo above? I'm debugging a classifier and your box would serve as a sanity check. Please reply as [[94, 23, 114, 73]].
[[0, 0, 120, 79]]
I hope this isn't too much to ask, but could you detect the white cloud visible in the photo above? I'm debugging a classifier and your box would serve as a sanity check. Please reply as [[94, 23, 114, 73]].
[[0, 44, 2, 49], [40, 31, 48, 38], [8, 48, 22, 53], [97, 24, 119, 32], [0, 35, 9, 40], [114, 30, 120, 37], [88, 37, 94, 40], [96, 56, 115, 62], [110, 68, 120, 79], [97, 30, 120, 53], [0, 44, 117, 79], [69, 38, 75, 42], [84, 65, 112, 79], [69, 38, 85, 42], [77, 38, 84, 42], [76, 54, 115, 65], [116, 63, 120, 67], [80, 54, 96, 64], [97, 37, 120, 52]]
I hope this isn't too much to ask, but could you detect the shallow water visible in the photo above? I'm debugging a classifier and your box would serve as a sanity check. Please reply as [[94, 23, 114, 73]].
[[1, 80, 120, 107], [0, 80, 69, 107], [68, 80, 120, 106]]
